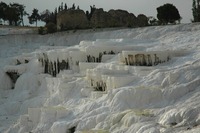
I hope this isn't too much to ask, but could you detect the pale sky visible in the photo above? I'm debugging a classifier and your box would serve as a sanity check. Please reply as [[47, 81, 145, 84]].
[[2, 0, 192, 25]]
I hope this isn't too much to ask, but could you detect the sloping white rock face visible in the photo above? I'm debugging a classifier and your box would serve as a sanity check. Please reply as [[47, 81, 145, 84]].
[[1, 23, 200, 133]]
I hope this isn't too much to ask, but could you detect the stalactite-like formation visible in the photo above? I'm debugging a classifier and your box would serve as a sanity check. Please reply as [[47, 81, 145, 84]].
[[38, 53, 71, 77], [92, 80, 107, 91], [124, 53, 170, 66], [41, 59, 70, 77], [86, 50, 115, 63], [38, 50, 117, 77]]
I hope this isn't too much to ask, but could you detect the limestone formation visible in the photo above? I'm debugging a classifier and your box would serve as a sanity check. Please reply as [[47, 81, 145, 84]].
[[39, 53, 70, 77], [57, 8, 148, 30], [90, 9, 139, 28], [90, 8, 113, 28], [57, 9, 89, 30], [122, 51, 171, 66], [108, 9, 138, 27], [137, 14, 148, 27]]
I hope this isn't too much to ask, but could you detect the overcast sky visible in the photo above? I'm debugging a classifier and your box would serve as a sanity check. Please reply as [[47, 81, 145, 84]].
[[2, 0, 192, 25]]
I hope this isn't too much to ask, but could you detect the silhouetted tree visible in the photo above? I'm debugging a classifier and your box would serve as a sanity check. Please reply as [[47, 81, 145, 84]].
[[86, 10, 89, 20], [72, 3, 76, 10], [157, 3, 181, 25], [29, 8, 40, 26], [61, 2, 63, 11], [55, 7, 57, 14], [86, 5, 96, 20], [0, 2, 8, 24], [58, 6, 61, 12], [5, 3, 21, 26], [64, 3, 67, 10], [0, 2, 27, 26], [54, 8, 57, 24], [40, 10, 57, 25], [50, 12, 56, 24], [40, 9, 51, 24], [192, 0, 200, 22], [17, 3, 28, 26]]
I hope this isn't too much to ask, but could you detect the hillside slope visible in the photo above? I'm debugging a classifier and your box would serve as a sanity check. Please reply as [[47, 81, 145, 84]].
[[1, 23, 200, 133]]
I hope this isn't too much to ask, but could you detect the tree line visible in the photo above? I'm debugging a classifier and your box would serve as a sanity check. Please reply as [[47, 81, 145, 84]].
[[0, 1, 200, 28], [0, 2, 87, 27]]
